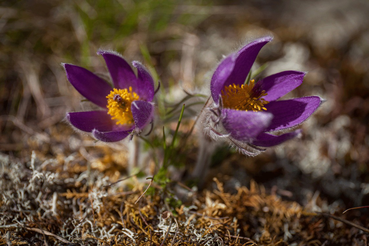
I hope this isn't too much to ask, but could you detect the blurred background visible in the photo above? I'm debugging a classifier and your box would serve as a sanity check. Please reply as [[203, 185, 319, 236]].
[[1, 0, 369, 209]]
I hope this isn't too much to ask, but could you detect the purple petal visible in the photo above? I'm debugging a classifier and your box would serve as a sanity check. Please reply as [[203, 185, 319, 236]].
[[253, 130, 302, 147], [222, 109, 273, 142], [132, 61, 155, 101], [253, 71, 306, 102], [63, 64, 112, 108], [66, 110, 113, 132], [97, 50, 138, 90], [226, 36, 272, 87], [92, 129, 131, 142], [210, 54, 237, 104], [264, 96, 322, 132], [131, 100, 154, 130]]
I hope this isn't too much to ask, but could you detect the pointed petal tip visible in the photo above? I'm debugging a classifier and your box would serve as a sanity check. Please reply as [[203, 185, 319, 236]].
[[97, 49, 112, 55], [309, 95, 325, 106], [131, 60, 141, 67], [319, 96, 326, 104], [246, 36, 273, 46], [259, 35, 273, 42], [97, 49, 123, 58], [63, 112, 72, 126], [62, 63, 72, 69], [63, 63, 80, 73], [96, 49, 106, 55], [132, 60, 149, 71], [289, 70, 307, 76], [63, 63, 83, 72]]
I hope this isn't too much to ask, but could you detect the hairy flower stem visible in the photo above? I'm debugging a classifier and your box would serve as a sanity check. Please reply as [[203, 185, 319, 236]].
[[128, 137, 140, 174], [192, 132, 215, 188], [191, 99, 216, 187]]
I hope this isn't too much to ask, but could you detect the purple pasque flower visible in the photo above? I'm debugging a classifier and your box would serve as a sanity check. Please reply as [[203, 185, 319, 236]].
[[63, 50, 155, 142], [204, 36, 322, 156]]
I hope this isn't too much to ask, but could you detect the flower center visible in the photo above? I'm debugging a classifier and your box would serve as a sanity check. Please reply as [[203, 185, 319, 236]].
[[221, 80, 269, 111], [106, 87, 140, 125]]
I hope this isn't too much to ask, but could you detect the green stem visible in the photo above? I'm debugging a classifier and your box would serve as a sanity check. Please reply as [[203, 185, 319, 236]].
[[171, 104, 185, 149], [163, 104, 185, 169]]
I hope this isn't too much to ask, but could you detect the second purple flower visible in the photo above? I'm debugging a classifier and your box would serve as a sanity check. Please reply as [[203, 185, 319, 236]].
[[204, 36, 322, 156]]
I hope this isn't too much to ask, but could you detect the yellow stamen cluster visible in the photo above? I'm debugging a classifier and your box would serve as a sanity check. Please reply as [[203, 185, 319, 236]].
[[106, 87, 139, 125], [221, 80, 269, 111]]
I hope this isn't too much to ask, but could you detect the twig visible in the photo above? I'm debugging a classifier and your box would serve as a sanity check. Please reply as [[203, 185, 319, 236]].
[[120, 202, 125, 228], [107, 191, 138, 198], [138, 209, 152, 246], [228, 234, 256, 245], [25, 227, 71, 244], [89, 196, 96, 226], [319, 212, 369, 234], [343, 205, 369, 214], [38, 224, 49, 246], [84, 234, 109, 244], [6, 231, 10, 246], [135, 177, 153, 204], [160, 221, 173, 246], [171, 217, 179, 246], [129, 217, 141, 230], [218, 236, 225, 246], [0, 224, 18, 228], [176, 181, 193, 191], [188, 211, 229, 220], [138, 209, 149, 227], [103, 172, 139, 188]]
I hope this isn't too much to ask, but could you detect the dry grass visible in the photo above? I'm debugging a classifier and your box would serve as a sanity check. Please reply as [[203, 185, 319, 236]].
[[1, 140, 369, 245]]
